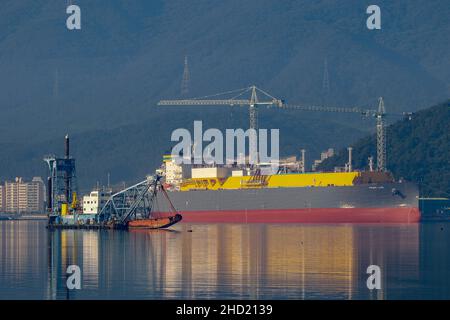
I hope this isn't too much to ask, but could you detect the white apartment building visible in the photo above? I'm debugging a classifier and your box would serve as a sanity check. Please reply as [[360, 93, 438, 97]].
[[3, 177, 45, 213]]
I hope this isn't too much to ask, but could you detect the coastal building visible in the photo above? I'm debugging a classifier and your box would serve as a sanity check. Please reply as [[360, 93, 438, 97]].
[[0, 184, 5, 212], [28, 177, 46, 212], [82, 190, 111, 214], [3, 177, 45, 213], [312, 148, 334, 171]]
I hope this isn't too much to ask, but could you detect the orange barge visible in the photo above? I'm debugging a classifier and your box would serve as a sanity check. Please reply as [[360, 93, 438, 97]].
[[127, 213, 182, 229]]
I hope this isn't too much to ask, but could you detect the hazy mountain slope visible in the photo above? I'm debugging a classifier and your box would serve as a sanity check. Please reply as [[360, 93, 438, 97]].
[[1, 0, 448, 139], [318, 100, 450, 197], [0, 0, 448, 188]]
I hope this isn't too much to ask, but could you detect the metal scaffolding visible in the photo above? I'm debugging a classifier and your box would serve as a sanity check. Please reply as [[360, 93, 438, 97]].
[[98, 175, 160, 224]]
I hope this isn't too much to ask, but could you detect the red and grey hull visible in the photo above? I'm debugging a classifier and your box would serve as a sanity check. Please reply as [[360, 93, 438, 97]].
[[154, 207, 420, 223], [155, 181, 420, 223]]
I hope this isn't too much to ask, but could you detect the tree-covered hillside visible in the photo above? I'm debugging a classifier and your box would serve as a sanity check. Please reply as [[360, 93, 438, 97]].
[[318, 101, 450, 197], [0, 1, 449, 190]]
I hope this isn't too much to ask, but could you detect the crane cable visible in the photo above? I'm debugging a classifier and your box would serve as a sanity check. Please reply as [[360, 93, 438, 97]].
[[188, 86, 250, 100]]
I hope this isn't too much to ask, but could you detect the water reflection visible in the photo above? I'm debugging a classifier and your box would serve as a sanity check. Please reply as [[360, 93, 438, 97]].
[[1, 220, 449, 299]]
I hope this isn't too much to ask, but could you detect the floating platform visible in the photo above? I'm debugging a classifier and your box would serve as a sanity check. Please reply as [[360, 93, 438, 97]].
[[47, 214, 183, 230], [46, 223, 114, 230]]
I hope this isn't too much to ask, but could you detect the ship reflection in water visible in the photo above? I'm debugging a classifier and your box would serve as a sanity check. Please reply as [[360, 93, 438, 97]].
[[0, 220, 450, 299]]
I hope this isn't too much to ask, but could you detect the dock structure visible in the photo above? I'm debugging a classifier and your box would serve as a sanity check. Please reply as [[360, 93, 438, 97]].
[[44, 134, 79, 226], [43, 138, 168, 230], [98, 175, 160, 225]]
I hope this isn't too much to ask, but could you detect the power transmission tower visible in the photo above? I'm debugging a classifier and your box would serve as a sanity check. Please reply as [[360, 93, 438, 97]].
[[181, 56, 190, 96]]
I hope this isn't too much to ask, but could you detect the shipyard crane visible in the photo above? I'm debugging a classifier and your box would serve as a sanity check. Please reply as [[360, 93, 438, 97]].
[[158, 85, 283, 162], [158, 85, 400, 172], [281, 97, 387, 172]]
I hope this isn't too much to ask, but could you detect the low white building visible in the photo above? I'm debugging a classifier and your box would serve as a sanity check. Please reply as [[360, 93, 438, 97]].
[[82, 190, 111, 214]]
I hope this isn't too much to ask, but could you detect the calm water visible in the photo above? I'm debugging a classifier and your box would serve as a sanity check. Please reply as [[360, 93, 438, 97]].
[[0, 220, 449, 300]]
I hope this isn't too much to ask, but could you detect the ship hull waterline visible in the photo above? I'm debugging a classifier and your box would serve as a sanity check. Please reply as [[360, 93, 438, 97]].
[[153, 207, 420, 223], [153, 182, 420, 224]]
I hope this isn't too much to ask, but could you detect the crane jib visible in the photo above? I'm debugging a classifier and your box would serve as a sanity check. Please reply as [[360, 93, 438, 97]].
[[157, 100, 279, 106]]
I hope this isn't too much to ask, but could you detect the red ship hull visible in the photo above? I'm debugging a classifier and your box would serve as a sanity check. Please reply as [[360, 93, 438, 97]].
[[154, 207, 420, 224]]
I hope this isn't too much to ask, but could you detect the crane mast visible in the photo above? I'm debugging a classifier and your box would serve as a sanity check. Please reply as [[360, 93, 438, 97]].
[[281, 98, 388, 171], [376, 97, 386, 172]]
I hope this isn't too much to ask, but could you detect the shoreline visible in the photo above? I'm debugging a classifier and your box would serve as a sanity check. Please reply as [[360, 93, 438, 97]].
[[0, 214, 48, 221]]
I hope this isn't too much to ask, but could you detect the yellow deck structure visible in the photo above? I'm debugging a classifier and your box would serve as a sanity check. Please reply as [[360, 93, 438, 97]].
[[180, 172, 360, 191]]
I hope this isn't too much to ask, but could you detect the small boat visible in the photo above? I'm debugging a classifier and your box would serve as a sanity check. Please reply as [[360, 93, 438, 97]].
[[127, 213, 182, 229]]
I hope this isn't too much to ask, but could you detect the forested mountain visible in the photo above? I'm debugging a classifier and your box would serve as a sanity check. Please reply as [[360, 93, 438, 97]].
[[0, 1, 448, 190]]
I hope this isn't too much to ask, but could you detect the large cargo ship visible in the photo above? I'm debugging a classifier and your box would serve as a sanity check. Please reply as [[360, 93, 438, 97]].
[[153, 156, 420, 223]]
